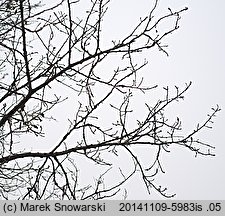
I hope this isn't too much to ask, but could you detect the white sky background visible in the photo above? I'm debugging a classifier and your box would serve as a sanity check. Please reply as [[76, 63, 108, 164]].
[[19, 0, 225, 199], [93, 0, 225, 199], [108, 0, 225, 199]]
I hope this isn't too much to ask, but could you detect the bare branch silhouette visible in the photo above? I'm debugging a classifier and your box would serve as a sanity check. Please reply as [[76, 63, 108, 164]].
[[0, 0, 220, 199]]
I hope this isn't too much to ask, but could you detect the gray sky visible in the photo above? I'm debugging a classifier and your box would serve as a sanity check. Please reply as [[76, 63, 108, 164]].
[[111, 0, 225, 199], [18, 0, 225, 199]]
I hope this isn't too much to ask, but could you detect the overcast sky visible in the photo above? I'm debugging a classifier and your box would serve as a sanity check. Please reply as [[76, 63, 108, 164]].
[[110, 0, 225, 199], [19, 0, 225, 200]]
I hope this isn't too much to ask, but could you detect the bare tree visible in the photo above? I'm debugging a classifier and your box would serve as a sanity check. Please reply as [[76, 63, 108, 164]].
[[0, 0, 220, 200]]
